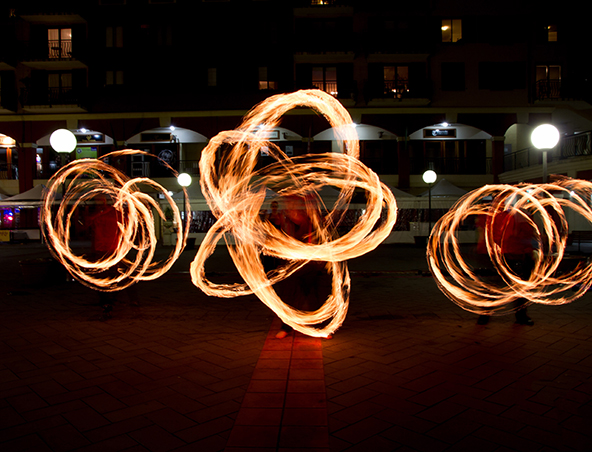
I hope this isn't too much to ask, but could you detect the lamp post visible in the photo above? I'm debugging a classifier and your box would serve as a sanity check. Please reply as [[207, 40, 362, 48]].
[[50, 128, 77, 165], [423, 169, 437, 234], [177, 172, 192, 233], [50, 129, 77, 196], [531, 124, 560, 183]]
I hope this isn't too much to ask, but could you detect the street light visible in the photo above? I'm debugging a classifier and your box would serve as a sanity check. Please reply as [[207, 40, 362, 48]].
[[531, 124, 560, 183], [50, 128, 77, 164], [423, 169, 437, 233], [50, 129, 77, 196], [177, 172, 192, 233]]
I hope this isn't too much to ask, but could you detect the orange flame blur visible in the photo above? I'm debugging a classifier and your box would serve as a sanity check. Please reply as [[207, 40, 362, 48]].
[[427, 180, 592, 315], [190, 89, 398, 337], [41, 149, 189, 291]]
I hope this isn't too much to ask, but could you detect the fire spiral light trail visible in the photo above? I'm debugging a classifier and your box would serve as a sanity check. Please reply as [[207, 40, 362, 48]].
[[427, 180, 592, 315], [190, 89, 398, 337], [41, 149, 189, 291]]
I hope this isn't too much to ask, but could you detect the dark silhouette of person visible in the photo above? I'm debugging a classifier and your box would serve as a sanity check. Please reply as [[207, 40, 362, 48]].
[[273, 194, 329, 338]]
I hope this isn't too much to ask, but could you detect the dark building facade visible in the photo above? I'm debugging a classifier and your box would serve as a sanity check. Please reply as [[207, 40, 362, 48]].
[[0, 0, 591, 198]]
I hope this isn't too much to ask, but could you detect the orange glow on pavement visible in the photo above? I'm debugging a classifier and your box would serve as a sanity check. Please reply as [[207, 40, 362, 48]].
[[427, 180, 592, 315]]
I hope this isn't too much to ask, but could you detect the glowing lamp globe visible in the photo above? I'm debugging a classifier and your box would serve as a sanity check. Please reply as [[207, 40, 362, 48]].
[[50, 129, 77, 153], [177, 173, 192, 187], [531, 124, 560, 150], [423, 170, 437, 184]]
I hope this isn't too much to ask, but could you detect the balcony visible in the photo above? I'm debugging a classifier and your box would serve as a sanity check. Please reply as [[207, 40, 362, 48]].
[[19, 41, 86, 70], [536, 79, 561, 100], [48, 39, 72, 59], [366, 79, 431, 105], [20, 87, 86, 112]]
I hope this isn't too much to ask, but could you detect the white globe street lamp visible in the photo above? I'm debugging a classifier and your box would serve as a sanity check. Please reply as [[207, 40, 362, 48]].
[[177, 172, 192, 188], [531, 124, 560, 183], [177, 173, 192, 232], [50, 129, 77, 154], [423, 169, 437, 234]]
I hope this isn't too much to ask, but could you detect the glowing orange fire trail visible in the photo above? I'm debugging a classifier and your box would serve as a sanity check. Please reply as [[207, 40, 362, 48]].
[[427, 180, 592, 315], [191, 89, 398, 337]]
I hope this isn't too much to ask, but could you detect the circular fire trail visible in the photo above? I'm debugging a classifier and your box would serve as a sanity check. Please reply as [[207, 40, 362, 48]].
[[427, 180, 592, 315], [41, 149, 189, 291], [190, 89, 398, 337]]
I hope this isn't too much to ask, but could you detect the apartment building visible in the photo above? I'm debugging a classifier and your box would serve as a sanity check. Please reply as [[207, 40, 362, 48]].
[[0, 0, 590, 200]]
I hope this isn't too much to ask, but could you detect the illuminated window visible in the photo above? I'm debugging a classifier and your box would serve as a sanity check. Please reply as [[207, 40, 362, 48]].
[[48, 28, 72, 59], [547, 24, 557, 42], [384, 65, 409, 98], [312, 66, 337, 97], [106, 26, 123, 47], [441, 19, 462, 42], [258, 67, 277, 90]]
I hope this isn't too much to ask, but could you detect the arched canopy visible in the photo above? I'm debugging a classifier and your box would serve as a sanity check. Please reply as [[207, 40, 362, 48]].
[[409, 123, 492, 140], [0, 134, 16, 147], [126, 127, 208, 144], [251, 126, 302, 141], [314, 124, 397, 141], [36, 129, 114, 146]]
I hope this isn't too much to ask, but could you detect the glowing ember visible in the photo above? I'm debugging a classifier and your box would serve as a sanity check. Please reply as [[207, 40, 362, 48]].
[[190, 89, 398, 337], [427, 180, 592, 315], [41, 149, 190, 291]]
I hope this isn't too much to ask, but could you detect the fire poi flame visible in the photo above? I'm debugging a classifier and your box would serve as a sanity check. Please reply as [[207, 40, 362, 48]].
[[190, 89, 398, 337], [427, 180, 592, 315], [40, 90, 397, 337], [41, 149, 190, 291]]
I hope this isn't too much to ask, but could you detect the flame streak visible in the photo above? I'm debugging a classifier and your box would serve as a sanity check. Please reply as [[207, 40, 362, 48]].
[[427, 180, 592, 315], [190, 89, 398, 337], [41, 150, 189, 291]]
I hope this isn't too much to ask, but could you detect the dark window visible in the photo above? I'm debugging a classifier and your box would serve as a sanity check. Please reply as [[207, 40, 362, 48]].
[[479, 62, 526, 90], [441, 62, 465, 91]]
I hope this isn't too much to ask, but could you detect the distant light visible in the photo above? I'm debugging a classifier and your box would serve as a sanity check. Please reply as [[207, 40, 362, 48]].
[[531, 124, 560, 150], [50, 129, 77, 153], [169, 126, 176, 131], [79, 128, 88, 133], [441, 122, 449, 127], [177, 173, 192, 187], [423, 170, 437, 184]]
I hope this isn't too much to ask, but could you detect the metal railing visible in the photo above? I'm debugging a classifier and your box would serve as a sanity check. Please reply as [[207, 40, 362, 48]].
[[536, 79, 561, 100], [312, 81, 338, 97], [48, 40, 73, 59], [504, 131, 592, 172], [20, 87, 81, 107]]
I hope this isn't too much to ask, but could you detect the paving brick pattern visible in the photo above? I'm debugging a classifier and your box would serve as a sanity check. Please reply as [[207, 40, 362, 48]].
[[1, 243, 591, 451]]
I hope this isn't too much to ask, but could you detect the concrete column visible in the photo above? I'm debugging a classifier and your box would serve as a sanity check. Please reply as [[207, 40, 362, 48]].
[[491, 136, 505, 183]]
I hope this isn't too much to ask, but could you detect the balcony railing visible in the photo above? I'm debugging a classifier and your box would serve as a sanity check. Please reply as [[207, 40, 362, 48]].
[[20, 87, 82, 108], [48, 40, 73, 59], [536, 79, 561, 100], [503, 131, 592, 172], [312, 81, 338, 97]]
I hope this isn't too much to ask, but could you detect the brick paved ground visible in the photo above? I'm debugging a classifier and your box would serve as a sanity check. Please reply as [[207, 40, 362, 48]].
[[1, 242, 591, 451]]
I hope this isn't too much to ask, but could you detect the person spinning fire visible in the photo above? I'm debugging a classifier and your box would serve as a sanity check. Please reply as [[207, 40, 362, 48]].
[[476, 199, 536, 326]]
